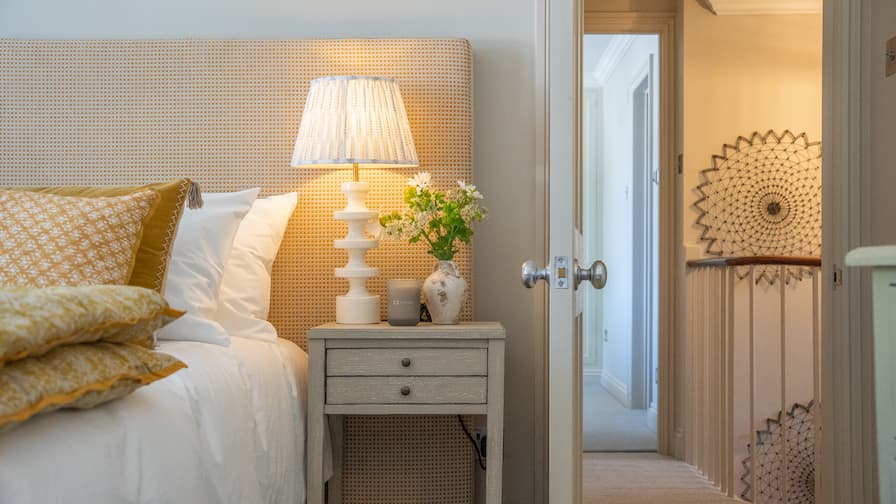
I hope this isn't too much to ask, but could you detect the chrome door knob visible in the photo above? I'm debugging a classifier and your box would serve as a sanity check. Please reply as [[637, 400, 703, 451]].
[[521, 260, 551, 288], [575, 259, 607, 289]]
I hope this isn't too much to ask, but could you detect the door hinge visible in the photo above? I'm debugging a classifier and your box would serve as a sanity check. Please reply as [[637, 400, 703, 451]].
[[677, 154, 683, 175], [833, 266, 843, 288]]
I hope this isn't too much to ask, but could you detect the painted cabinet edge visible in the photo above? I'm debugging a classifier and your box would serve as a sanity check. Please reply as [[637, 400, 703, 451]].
[[309, 321, 506, 340]]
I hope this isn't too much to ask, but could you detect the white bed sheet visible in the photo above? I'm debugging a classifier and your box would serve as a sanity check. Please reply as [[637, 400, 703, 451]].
[[0, 336, 328, 504]]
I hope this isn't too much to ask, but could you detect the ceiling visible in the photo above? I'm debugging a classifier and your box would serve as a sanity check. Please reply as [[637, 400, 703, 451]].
[[583, 35, 613, 88]]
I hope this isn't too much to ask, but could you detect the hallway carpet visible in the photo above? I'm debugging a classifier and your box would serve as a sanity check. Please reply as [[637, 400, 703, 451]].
[[583, 453, 737, 504], [583, 376, 656, 451]]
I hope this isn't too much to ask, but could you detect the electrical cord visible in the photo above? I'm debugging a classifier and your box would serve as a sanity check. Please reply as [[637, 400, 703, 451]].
[[457, 415, 486, 470]]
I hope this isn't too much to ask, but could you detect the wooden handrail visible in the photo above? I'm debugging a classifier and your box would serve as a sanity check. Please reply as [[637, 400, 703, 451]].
[[686, 255, 821, 268]]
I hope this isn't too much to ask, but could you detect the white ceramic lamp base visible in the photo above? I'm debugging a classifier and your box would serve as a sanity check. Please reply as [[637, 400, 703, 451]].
[[334, 181, 380, 324], [336, 295, 380, 324]]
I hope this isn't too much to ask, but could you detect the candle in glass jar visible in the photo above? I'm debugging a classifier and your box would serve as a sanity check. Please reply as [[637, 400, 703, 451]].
[[387, 279, 421, 326]]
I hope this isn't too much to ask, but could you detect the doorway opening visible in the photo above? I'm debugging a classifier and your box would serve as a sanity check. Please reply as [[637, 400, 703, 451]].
[[574, 6, 824, 504], [582, 33, 660, 453]]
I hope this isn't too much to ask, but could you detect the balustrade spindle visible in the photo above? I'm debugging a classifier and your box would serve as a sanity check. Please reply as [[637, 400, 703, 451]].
[[684, 257, 821, 502]]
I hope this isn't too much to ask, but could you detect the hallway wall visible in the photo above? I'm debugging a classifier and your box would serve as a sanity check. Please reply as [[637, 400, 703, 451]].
[[679, 1, 823, 474], [598, 36, 660, 407], [582, 35, 659, 407], [682, 3, 823, 257]]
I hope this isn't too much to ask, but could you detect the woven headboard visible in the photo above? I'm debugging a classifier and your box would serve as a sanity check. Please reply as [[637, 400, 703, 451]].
[[0, 39, 473, 349], [0, 38, 475, 503]]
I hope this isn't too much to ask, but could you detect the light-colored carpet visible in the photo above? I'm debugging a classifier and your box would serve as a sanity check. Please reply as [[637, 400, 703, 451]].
[[583, 453, 737, 504], [583, 376, 656, 452]]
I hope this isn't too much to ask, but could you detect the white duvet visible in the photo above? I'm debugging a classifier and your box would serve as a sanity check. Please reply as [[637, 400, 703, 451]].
[[0, 337, 327, 504]]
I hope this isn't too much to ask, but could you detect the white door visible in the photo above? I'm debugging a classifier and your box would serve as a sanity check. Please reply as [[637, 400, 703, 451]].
[[522, 0, 597, 501], [527, 3, 676, 502]]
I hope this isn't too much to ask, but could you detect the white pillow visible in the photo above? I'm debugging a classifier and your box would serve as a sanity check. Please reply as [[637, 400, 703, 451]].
[[215, 192, 297, 341], [155, 313, 232, 346], [159, 188, 260, 344]]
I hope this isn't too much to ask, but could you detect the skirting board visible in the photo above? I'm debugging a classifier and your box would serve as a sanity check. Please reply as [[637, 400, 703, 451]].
[[600, 372, 630, 408]]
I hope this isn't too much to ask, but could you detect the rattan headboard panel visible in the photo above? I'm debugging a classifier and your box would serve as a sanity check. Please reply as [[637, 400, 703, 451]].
[[0, 38, 473, 349], [0, 38, 474, 503]]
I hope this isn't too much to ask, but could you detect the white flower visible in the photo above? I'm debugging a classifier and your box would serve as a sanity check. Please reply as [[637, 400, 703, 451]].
[[409, 172, 432, 192], [408, 211, 430, 235], [461, 205, 476, 224], [384, 220, 408, 240], [457, 180, 483, 199]]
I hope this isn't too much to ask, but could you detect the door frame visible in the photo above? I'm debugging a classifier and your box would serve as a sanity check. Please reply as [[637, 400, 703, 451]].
[[536, 1, 875, 503], [535, 1, 873, 503], [533, 5, 679, 502], [821, 0, 876, 503], [582, 10, 678, 456]]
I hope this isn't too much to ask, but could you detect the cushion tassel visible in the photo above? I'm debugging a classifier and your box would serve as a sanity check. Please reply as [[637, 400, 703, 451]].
[[187, 181, 203, 209]]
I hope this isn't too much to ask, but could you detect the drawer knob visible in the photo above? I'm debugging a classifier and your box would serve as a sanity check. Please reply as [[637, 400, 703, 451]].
[[400, 386, 411, 396], [401, 357, 412, 367]]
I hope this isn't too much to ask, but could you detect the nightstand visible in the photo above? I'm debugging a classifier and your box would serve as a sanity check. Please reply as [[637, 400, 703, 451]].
[[306, 321, 506, 504]]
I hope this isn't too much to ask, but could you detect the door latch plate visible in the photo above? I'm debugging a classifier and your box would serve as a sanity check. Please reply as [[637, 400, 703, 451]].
[[887, 36, 896, 77], [554, 256, 569, 289]]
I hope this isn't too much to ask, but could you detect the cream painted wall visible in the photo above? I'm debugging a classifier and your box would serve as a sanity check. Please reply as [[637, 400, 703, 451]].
[[682, 3, 823, 255], [0, 1, 540, 502], [681, 1, 824, 483]]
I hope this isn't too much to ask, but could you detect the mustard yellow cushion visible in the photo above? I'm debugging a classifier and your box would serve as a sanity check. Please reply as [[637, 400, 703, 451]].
[[0, 189, 159, 288], [19, 179, 193, 292], [0, 342, 185, 431], [0, 285, 183, 367]]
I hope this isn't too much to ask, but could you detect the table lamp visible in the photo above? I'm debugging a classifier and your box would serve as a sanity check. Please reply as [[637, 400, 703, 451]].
[[292, 76, 419, 324]]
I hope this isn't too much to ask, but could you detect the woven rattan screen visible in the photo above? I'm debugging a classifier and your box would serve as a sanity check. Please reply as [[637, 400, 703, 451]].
[[0, 39, 474, 503]]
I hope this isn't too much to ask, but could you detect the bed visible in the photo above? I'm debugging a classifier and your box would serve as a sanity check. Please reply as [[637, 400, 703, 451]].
[[0, 336, 323, 504], [0, 39, 475, 503]]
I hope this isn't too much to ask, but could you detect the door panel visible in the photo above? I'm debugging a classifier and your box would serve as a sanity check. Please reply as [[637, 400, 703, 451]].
[[547, 0, 581, 501], [529, 4, 676, 503]]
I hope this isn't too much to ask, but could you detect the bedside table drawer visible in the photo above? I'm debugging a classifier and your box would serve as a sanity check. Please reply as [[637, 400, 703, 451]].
[[326, 376, 487, 404], [326, 348, 487, 376]]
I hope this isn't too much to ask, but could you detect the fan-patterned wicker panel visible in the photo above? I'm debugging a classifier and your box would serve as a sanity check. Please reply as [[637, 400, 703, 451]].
[[741, 401, 817, 504], [694, 130, 821, 284], [0, 38, 474, 504]]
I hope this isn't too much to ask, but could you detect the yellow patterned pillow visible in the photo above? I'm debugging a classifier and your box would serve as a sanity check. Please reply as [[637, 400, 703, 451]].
[[20, 179, 197, 293], [0, 285, 183, 367], [0, 342, 185, 431], [0, 189, 160, 287]]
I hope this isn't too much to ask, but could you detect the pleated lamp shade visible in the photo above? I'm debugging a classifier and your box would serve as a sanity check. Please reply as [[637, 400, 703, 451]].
[[291, 76, 419, 169]]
